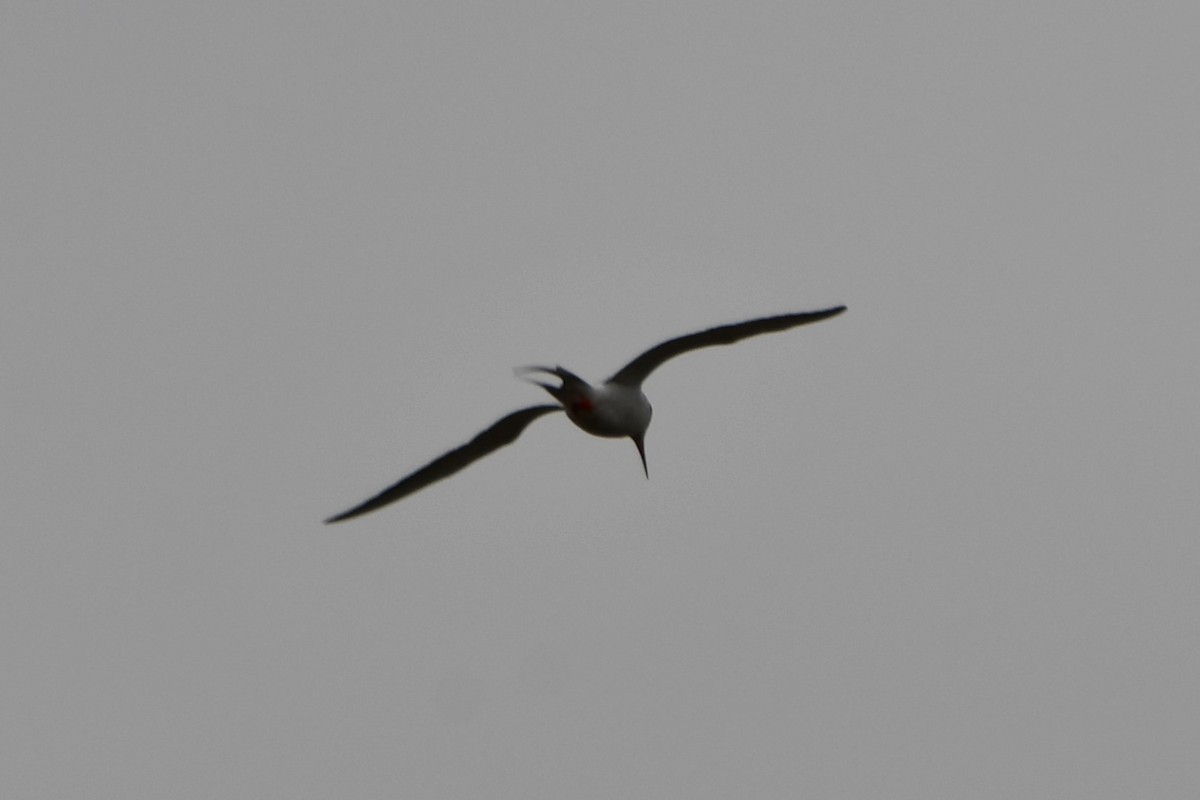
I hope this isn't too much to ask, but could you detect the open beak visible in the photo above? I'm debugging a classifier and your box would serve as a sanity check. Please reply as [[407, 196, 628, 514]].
[[631, 434, 648, 478]]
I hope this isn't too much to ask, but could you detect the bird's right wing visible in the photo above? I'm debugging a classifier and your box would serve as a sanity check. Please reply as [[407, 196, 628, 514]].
[[607, 306, 847, 387], [325, 404, 562, 523]]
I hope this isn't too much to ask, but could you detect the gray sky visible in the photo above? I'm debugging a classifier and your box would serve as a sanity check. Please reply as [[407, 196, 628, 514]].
[[4, 1, 1198, 797]]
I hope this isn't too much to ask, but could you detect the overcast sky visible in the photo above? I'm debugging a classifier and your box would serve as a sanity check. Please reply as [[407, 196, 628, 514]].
[[3, 2, 1198, 797]]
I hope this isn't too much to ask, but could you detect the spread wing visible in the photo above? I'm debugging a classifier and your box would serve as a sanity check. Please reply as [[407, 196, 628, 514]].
[[325, 404, 562, 523], [607, 306, 847, 387]]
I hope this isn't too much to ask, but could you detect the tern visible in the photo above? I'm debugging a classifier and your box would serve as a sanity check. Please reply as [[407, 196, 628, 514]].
[[325, 305, 846, 523]]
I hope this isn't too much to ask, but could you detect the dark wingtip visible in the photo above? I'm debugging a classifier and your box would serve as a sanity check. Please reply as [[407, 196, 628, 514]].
[[810, 305, 847, 323]]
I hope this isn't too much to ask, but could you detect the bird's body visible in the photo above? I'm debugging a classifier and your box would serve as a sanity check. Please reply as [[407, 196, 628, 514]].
[[325, 306, 846, 523], [520, 366, 652, 438], [566, 382, 653, 439]]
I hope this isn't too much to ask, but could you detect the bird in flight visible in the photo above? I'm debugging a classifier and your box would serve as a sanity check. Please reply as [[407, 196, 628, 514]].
[[325, 305, 846, 523]]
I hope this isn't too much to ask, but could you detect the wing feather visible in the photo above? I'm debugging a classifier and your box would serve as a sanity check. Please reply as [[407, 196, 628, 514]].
[[607, 306, 847, 387], [325, 404, 562, 523]]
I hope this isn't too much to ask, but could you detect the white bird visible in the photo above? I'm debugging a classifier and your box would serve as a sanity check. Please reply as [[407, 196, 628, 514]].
[[325, 306, 846, 523]]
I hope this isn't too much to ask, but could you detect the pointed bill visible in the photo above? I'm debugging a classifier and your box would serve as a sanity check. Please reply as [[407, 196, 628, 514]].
[[632, 434, 648, 478]]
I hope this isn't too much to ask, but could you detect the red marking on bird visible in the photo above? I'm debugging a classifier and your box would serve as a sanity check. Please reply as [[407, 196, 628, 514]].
[[572, 398, 594, 414]]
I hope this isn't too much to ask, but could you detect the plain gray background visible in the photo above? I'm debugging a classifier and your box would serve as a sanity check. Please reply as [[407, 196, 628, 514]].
[[4, 2, 1197, 797]]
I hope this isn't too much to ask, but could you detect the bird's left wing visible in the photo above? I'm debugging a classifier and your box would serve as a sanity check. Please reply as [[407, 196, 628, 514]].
[[607, 306, 847, 387], [325, 404, 562, 523]]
